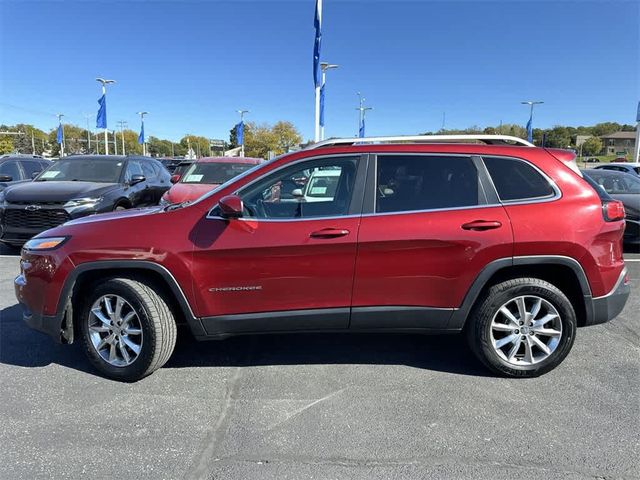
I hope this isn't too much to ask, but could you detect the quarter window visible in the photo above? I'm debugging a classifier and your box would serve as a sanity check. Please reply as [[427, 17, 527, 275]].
[[483, 156, 555, 201], [375, 155, 481, 213], [239, 157, 358, 219]]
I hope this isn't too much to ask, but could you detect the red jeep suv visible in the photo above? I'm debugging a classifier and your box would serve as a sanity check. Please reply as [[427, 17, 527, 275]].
[[15, 135, 630, 381]]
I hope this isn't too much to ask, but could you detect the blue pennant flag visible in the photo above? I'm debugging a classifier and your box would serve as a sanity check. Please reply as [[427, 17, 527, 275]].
[[636, 101, 640, 122], [359, 117, 365, 138], [313, 0, 322, 87], [235, 121, 244, 146], [319, 84, 325, 127], [56, 123, 63, 144], [138, 122, 145, 145], [526, 114, 533, 143], [96, 94, 107, 129]]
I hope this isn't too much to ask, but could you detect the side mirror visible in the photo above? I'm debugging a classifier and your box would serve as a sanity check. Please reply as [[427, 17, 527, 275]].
[[129, 174, 146, 185], [170, 174, 181, 184], [31, 171, 41, 179], [0, 174, 13, 182], [291, 188, 304, 198], [218, 194, 243, 219]]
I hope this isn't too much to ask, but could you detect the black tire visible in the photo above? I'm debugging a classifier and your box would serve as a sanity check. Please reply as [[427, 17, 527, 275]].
[[79, 278, 177, 381], [113, 203, 128, 211], [465, 278, 577, 378]]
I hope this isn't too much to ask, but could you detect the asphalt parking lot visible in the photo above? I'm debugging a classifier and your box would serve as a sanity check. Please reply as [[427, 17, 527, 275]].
[[0, 244, 638, 480]]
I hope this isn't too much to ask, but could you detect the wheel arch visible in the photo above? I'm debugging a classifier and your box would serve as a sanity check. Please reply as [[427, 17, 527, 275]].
[[57, 261, 204, 343], [450, 256, 594, 329]]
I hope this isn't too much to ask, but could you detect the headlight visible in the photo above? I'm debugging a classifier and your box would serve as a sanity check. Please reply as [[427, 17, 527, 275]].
[[0, 191, 6, 206], [23, 236, 69, 251], [64, 197, 102, 208]]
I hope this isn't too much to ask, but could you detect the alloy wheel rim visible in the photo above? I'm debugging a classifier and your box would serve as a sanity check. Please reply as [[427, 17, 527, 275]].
[[88, 295, 143, 367], [490, 295, 562, 366]]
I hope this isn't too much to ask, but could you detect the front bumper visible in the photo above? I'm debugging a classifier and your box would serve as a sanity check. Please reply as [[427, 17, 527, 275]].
[[15, 273, 65, 342], [586, 267, 630, 326]]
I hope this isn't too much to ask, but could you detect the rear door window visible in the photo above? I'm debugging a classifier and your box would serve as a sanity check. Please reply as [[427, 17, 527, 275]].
[[21, 160, 45, 178], [0, 161, 21, 180], [483, 156, 555, 201], [375, 155, 481, 213]]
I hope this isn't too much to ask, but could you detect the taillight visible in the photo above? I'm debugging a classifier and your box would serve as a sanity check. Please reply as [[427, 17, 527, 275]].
[[602, 200, 625, 222]]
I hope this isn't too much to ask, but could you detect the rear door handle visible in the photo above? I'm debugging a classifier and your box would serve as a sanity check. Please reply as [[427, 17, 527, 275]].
[[309, 228, 350, 239], [461, 220, 502, 231]]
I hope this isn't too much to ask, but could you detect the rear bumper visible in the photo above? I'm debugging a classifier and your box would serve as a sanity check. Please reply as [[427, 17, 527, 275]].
[[585, 267, 630, 326]]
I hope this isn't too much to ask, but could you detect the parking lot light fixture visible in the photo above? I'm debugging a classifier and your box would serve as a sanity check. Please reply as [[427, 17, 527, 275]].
[[237, 110, 249, 157], [521, 100, 543, 143], [320, 62, 339, 141], [96, 78, 116, 155], [137, 112, 148, 156]]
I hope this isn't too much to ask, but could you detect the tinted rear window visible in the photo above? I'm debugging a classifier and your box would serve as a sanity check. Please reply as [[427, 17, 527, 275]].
[[376, 155, 481, 213], [483, 156, 555, 201]]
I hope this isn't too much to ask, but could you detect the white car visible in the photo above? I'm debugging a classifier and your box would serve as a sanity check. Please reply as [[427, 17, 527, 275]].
[[292, 168, 342, 202], [593, 162, 640, 176]]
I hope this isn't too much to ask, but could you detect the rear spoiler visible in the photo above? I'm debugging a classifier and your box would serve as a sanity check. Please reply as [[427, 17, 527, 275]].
[[546, 148, 582, 176]]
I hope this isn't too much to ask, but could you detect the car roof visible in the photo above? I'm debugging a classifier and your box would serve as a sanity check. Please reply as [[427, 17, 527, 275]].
[[599, 162, 640, 167], [194, 156, 263, 164], [310, 168, 341, 176], [60, 155, 129, 161], [583, 169, 637, 178]]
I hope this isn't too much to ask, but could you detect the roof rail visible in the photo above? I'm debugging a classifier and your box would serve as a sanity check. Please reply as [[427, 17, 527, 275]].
[[308, 134, 535, 149]]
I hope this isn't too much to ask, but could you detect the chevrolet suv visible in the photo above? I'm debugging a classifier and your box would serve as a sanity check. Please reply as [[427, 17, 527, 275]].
[[15, 135, 630, 381]]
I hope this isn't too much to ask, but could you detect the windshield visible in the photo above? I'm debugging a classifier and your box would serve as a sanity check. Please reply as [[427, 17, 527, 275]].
[[181, 162, 256, 184], [36, 158, 124, 183]]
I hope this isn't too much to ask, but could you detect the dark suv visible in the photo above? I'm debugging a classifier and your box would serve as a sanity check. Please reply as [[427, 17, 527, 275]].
[[0, 155, 170, 246], [0, 156, 51, 192], [15, 136, 630, 381]]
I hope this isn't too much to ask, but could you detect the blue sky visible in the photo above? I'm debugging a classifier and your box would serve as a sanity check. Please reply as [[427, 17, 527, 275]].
[[1, 0, 638, 142]]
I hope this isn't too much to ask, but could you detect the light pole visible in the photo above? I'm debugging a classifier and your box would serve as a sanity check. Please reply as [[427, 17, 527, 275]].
[[113, 130, 118, 155], [137, 111, 148, 156], [56, 113, 65, 157], [521, 100, 543, 143], [83, 114, 92, 153], [356, 92, 373, 138], [96, 78, 116, 154], [117, 120, 127, 155], [319, 62, 339, 141], [237, 110, 249, 157]]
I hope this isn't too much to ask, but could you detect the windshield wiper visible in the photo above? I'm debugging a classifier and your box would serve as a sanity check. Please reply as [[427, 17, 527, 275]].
[[164, 200, 191, 211]]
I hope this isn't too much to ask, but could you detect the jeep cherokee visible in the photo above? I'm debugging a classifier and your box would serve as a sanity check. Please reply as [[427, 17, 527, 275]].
[[14, 135, 630, 381]]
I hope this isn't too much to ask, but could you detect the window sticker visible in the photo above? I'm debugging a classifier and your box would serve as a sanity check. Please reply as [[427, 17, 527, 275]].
[[185, 174, 204, 182], [41, 170, 61, 179], [310, 186, 328, 195]]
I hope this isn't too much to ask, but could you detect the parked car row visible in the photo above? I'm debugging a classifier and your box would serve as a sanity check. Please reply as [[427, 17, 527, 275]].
[[0, 155, 263, 247]]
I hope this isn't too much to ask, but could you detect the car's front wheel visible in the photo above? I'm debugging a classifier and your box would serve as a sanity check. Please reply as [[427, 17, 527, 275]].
[[79, 278, 177, 381], [466, 278, 577, 377]]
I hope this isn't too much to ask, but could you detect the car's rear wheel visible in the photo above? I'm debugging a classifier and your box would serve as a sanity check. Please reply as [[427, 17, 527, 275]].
[[79, 278, 177, 381], [466, 278, 576, 377]]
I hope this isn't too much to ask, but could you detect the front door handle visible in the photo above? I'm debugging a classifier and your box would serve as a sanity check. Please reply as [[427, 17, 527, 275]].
[[461, 220, 502, 231], [309, 228, 350, 239]]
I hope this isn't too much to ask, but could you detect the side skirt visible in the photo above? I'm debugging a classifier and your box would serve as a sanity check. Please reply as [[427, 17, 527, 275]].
[[198, 306, 456, 339]]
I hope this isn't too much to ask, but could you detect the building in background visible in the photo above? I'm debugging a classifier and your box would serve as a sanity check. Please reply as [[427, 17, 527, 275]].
[[600, 131, 636, 156]]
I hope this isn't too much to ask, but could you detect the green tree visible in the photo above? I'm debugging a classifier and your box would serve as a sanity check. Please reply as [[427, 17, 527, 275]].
[[0, 137, 14, 154], [581, 136, 603, 156], [544, 126, 573, 148], [272, 121, 302, 154]]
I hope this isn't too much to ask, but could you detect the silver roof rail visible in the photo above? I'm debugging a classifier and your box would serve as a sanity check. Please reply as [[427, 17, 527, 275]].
[[308, 134, 535, 149]]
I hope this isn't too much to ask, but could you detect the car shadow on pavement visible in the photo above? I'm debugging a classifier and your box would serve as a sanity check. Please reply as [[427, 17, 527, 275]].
[[0, 303, 490, 378], [0, 304, 94, 374], [165, 328, 491, 377]]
